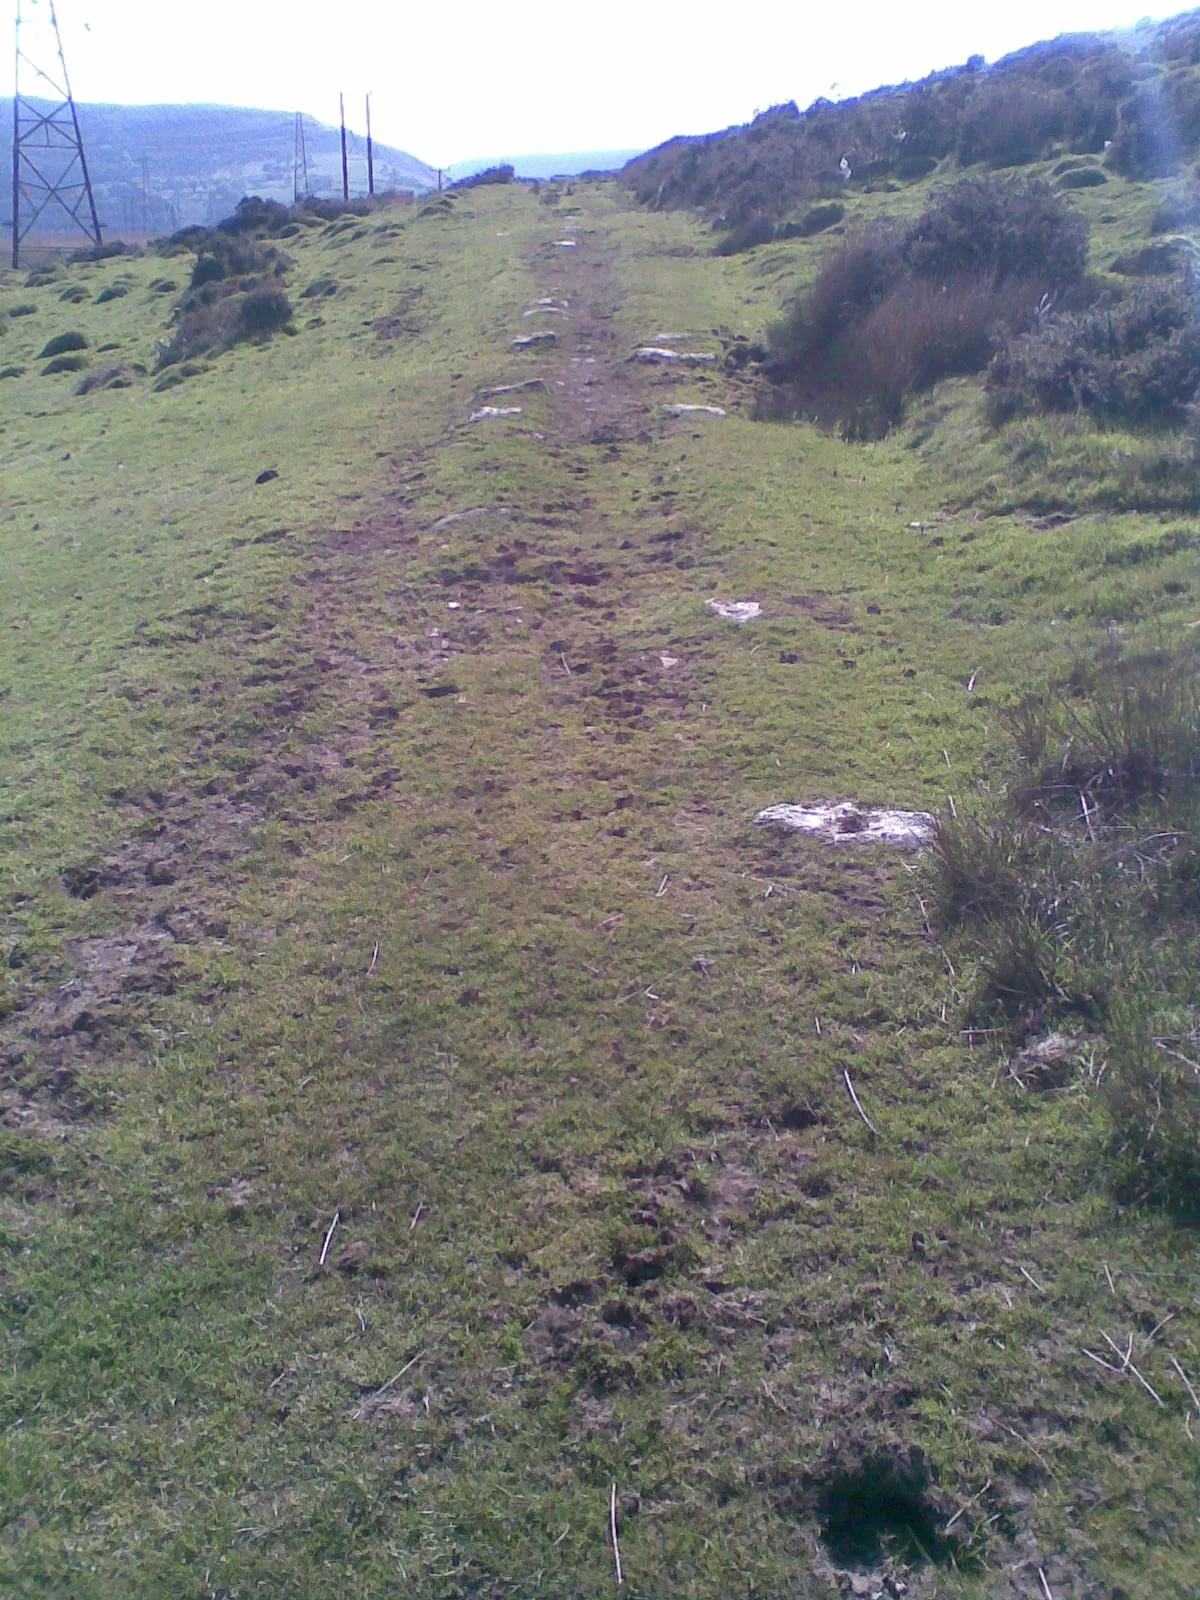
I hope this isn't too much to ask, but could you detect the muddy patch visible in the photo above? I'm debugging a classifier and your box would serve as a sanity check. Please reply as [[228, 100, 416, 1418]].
[[787, 592, 856, 631], [807, 1441, 961, 1569]]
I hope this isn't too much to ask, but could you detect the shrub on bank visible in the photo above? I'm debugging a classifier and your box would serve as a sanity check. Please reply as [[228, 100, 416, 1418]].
[[38, 330, 87, 359], [904, 178, 1088, 289], [986, 278, 1200, 427], [237, 288, 293, 338], [765, 178, 1086, 436]]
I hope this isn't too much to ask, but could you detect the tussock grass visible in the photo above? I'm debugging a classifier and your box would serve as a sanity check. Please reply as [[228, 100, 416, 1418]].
[[932, 645, 1200, 1210]]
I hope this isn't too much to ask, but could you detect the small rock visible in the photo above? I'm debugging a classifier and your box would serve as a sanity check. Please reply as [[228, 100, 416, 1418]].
[[664, 403, 726, 418], [708, 599, 760, 622], [1008, 1033, 1083, 1090], [632, 347, 718, 365], [469, 405, 522, 423], [512, 331, 556, 349], [477, 380, 546, 398], [255, 468, 279, 485]]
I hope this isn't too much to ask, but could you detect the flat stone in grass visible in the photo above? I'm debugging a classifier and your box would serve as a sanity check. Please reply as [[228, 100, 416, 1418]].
[[632, 347, 718, 365], [665, 403, 726, 417], [708, 599, 760, 622], [1007, 1033, 1089, 1090], [513, 331, 557, 349], [477, 379, 547, 399], [755, 801, 935, 847], [428, 507, 512, 532], [469, 405, 522, 423]]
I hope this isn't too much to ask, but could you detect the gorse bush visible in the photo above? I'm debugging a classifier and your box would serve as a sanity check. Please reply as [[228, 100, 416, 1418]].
[[904, 178, 1088, 288], [38, 331, 87, 359], [157, 202, 299, 368], [237, 288, 293, 338], [218, 196, 292, 236], [765, 178, 1086, 436], [188, 234, 270, 291], [986, 277, 1200, 427], [931, 644, 1200, 1214], [450, 165, 515, 190]]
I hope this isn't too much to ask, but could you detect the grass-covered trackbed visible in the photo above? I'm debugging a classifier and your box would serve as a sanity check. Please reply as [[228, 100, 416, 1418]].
[[1, 183, 1197, 1598]]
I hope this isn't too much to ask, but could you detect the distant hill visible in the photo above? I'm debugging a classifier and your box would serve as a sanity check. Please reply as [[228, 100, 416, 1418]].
[[447, 149, 644, 182], [2, 102, 438, 237], [624, 8, 1200, 248]]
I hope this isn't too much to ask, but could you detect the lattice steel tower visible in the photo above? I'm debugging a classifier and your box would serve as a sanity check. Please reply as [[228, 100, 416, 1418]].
[[10, 0, 102, 268]]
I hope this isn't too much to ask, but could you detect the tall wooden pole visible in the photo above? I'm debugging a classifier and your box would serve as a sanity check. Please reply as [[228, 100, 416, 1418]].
[[339, 92, 349, 203], [365, 94, 375, 197], [299, 113, 310, 200]]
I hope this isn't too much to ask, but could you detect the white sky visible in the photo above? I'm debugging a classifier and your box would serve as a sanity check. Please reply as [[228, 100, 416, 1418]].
[[7, 0, 1178, 167]]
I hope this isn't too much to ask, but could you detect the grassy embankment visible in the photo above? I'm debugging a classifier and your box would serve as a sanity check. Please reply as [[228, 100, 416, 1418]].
[[1, 177, 1197, 1596]]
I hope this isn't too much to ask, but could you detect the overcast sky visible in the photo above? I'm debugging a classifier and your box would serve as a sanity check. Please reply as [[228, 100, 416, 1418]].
[[8, 0, 1177, 167]]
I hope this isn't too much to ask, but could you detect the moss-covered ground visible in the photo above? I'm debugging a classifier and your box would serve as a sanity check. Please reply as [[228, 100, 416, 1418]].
[[1, 174, 1196, 1597]]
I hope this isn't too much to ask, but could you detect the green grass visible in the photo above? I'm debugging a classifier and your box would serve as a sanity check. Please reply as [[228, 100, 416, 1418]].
[[1, 180, 1197, 1597]]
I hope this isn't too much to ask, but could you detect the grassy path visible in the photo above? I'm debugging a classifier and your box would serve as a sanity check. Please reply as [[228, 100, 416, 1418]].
[[1, 185, 1196, 1598]]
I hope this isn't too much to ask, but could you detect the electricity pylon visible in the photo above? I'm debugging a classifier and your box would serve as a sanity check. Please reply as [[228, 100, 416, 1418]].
[[10, 0, 102, 268]]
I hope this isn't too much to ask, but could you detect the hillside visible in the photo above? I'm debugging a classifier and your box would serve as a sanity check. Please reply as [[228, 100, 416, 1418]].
[[2, 101, 437, 235], [625, 9, 1200, 246], [448, 149, 645, 181], [2, 46, 1199, 1600]]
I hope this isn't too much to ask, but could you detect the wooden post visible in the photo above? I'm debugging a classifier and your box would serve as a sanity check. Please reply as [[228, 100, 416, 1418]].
[[340, 92, 349, 203], [365, 94, 375, 197]]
